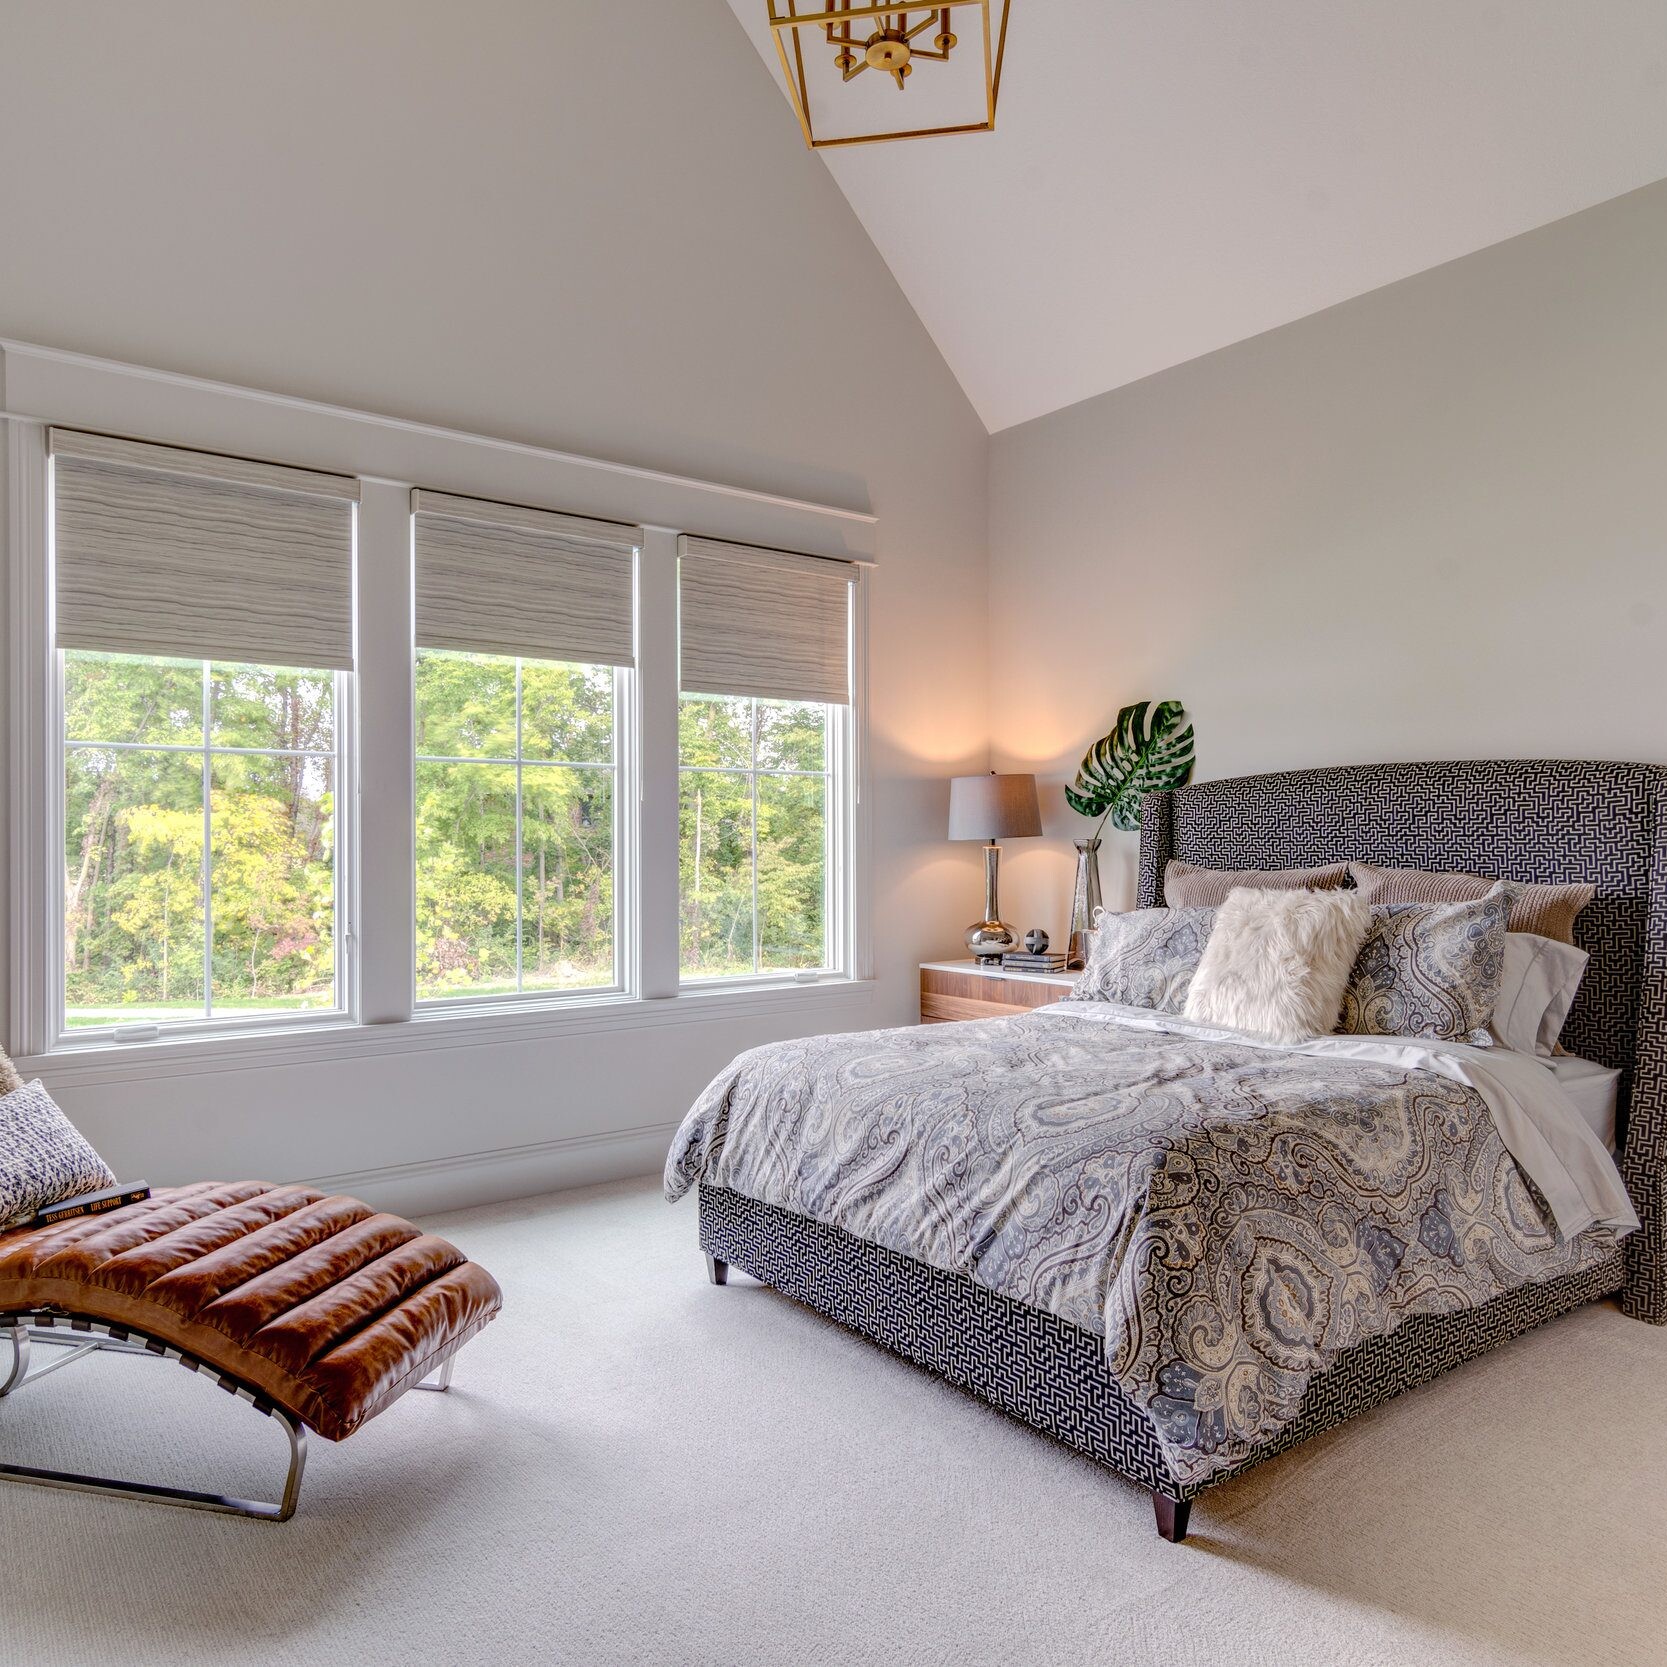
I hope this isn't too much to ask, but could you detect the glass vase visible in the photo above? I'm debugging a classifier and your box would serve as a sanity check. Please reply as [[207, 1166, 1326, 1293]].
[[1066, 837, 1103, 969]]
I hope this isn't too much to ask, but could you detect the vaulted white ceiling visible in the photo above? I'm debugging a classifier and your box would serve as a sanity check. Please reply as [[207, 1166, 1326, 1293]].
[[723, 1, 1667, 431]]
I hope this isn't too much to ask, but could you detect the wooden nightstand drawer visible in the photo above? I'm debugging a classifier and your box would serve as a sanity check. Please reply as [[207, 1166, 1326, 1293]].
[[919, 962, 1076, 1023]]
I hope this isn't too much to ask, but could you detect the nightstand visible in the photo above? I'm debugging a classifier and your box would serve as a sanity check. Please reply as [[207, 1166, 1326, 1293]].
[[919, 960, 1078, 1024]]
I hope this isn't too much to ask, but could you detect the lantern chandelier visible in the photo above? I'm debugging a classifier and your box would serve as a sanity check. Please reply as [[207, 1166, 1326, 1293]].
[[766, 0, 1013, 149]]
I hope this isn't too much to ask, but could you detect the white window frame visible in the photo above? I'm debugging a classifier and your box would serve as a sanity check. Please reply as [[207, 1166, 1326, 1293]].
[[55, 653, 358, 1046], [676, 695, 855, 990], [412, 654, 637, 1013], [2, 338, 875, 1071]]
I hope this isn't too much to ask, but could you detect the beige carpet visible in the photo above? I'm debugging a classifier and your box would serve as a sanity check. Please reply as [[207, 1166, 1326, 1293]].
[[2, 1177, 1664, 1667]]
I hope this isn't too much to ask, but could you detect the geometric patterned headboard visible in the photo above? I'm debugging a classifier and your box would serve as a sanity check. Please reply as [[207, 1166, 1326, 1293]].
[[1138, 759, 1667, 1324]]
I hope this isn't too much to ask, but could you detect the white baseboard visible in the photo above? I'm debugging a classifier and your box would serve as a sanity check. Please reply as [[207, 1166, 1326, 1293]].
[[301, 1119, 681, 1219]]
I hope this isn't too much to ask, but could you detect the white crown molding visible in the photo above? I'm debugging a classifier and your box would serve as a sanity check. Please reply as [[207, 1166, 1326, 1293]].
[[0, 338, 877, 563]]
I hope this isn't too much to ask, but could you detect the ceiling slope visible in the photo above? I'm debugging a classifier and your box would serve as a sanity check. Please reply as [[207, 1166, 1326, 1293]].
[[725, 1, 1667, 431]]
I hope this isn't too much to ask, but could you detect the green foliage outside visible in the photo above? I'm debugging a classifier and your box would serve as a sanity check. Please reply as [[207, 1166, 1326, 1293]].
[[61, 652, 835, 1028], [414, 652, 616, 998], [63, 653, 336, 1026], [679, 694, 830, 978]]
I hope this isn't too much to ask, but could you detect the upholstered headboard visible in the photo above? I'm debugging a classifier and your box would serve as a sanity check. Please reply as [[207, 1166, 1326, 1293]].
[[1138, 760, 1667, 1323]]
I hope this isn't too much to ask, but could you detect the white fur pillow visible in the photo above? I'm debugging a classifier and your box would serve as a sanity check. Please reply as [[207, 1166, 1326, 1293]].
[[1184, 887, 1375, 1044]]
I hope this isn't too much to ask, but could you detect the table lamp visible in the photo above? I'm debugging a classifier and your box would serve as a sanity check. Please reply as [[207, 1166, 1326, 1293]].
[[948, 772, 1042, 963]]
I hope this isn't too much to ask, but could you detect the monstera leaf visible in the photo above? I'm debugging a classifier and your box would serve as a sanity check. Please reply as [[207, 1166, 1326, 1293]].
[[1065, 700, 1195, 833]]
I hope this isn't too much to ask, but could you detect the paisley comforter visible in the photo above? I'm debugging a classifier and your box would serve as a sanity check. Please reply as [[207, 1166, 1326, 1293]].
[[665, 1002, 1633, 1486]]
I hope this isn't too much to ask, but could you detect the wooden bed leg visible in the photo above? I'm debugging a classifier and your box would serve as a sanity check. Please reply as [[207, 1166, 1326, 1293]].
[[704, 1254, 729, 1287], [1152, 1492, 1191, 1544]]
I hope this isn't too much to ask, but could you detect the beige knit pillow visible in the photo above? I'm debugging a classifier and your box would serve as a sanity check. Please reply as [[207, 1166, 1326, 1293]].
[[1347, 862, 1594, 944], [0, 1044, 21, 1097], [1165, 859, 1350, 908], [1185, 888, 1375, 1044]]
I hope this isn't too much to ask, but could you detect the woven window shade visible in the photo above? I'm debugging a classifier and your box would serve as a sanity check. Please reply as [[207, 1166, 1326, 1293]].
[[678, 536, 853, 705], [50, 429, 359, 670], [412, 490, 638, 667]]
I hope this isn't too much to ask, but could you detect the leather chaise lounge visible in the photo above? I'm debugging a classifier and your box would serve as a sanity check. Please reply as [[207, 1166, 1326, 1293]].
[[0, 1180, 502, 1520]]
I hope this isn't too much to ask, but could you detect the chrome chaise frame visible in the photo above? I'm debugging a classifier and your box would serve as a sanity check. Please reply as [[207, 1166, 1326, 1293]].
[[0, 1311, 457, 1522]]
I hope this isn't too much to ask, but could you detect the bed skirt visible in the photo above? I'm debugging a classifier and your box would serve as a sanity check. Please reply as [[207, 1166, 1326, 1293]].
[[697, 1183, 1626, 1501]]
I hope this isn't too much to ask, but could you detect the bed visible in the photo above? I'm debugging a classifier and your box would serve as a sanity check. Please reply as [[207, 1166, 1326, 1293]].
[[667, 760, 1667, 1542]]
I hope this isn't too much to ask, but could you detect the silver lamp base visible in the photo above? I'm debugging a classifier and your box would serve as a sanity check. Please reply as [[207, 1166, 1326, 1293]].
[[966, 841, 1016, 964], [965, 918, 1018, 964]]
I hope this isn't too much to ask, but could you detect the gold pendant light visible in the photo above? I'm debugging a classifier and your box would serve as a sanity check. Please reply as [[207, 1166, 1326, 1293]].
[[767, 1, 1013, 148]]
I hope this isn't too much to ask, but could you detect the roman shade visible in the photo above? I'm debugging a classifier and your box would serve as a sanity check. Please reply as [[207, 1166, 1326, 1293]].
[[50, 429, 360, 670], [678, 535, 853, 705], [412, 490, 638, 667]]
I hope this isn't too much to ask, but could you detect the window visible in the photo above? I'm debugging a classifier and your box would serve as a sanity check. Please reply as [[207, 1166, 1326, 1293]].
[[45, 428, 358, 1044], [415, 652, 621, 1001], [678, 695, 839, 978], [410, 491, 638, 1007], [677, 536, 855, 984], [62, 654, 342, 1031], [12, 392, 866, 1060]]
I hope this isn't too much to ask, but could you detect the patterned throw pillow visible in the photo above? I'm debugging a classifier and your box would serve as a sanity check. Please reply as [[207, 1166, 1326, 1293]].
[[1071, 906, 1216, 1013], [1347, 862, 1593, 944], [1337, 886, 1514, 1046], [0, 1081, 117, 1229], [1164, 860, 1350, 907]]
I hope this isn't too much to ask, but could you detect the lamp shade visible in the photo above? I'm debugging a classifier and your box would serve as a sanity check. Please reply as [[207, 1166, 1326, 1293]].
[[948, 772, 1042, 841]]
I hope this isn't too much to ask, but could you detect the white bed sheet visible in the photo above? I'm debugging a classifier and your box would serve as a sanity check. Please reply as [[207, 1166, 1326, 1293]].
[[1548, 1053, 1622, 1153]]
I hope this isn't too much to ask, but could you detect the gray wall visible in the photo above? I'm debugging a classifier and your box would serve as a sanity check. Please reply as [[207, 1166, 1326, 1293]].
[[988, 179, 1667, 933], [0, 0, 989, 1207]]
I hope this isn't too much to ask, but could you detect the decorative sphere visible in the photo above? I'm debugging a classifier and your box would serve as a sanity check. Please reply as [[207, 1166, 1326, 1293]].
[[1024, 928, 1050, 954]]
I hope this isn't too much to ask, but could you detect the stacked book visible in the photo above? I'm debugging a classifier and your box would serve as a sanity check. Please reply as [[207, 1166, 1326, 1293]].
[[1000, 951, 1069, 973]]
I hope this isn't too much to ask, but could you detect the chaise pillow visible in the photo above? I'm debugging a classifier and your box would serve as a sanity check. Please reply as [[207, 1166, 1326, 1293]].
[[1488, 931, 1588, 1055], [0, 1080, 117, 1230], [1347, 861, 1593, 945], [1164, 860, 1350, 908], [1337, 886, 1513, 1047], [1184, 888, 1375, 1044], [1071, 906, 1215, 1013]]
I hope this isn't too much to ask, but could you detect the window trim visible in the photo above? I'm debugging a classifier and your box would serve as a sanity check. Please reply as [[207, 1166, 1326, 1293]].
[[2, 339, 874, 1062], [675, 695, 854, 987], [412, 655, 635, 1012]]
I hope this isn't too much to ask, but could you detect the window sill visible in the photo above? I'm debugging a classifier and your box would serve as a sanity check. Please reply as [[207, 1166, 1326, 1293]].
[[13, 978, 879, 1087]]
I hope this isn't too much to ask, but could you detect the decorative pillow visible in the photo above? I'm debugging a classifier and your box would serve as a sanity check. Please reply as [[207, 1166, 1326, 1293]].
[[1164, 860, 1350, 908], [1488, 932, 1588, 1055], [1347, 862, 1593, 945], [0, 1042, 20, 1097], [0, 1081, 117, 1229], [1183, 888, 1375, 1044], [1337, 887, 1513, 1046], [1071, 906, 1216, 1012]]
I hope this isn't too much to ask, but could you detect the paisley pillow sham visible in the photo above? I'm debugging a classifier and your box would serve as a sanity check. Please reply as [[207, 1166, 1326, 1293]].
[[1337, 885, 1514, 1047], [0, 1080, 117, 1229], [1070, 906, 1215, 1013]]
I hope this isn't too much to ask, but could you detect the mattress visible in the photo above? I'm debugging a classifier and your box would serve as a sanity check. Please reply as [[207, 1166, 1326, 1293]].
[[1552, 1053, 1622, 1152]]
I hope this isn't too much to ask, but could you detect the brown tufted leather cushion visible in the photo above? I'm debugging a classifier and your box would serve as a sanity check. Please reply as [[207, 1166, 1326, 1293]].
[[0, 1182, 501, 1441]]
